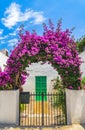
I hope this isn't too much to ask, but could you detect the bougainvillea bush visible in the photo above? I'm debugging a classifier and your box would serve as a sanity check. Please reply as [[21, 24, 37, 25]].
[[0, 20, 82, 90]]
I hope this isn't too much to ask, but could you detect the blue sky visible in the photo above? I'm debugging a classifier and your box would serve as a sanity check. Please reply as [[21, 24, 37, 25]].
[[0, 0, 85, 52]]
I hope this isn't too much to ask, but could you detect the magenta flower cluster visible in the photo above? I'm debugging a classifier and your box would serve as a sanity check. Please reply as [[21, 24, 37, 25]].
[[0, 69, 11, 88], [0, 20, 82, 90]]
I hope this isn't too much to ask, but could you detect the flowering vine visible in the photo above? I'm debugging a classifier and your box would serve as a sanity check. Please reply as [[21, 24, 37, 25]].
[[0, 20, 82, 90]]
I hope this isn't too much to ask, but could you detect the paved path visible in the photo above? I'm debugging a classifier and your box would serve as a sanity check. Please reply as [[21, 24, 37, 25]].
[[0, 124, 85, 130]]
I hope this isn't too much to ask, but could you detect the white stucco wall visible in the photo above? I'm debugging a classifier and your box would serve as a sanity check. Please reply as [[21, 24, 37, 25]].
[[79, 50, 85, 77], [0, 52, 8, 71], [0, 90, 19, 125], [23, 62, 59, 92], [66, 89, 85, 125]]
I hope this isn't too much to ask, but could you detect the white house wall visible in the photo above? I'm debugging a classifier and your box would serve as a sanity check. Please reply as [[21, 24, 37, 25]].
[[23, 62, 59, 92], [79, 50, 85, 77], [0, 52, 8, 71]]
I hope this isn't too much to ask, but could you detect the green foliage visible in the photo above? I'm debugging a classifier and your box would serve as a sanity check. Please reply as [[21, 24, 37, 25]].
[[53, 76, 63, 89], [0, 84, 12, 90], [81, 76, 85, 89], [81, 76, 85, 85], [77, 36, 85, 53], [53, 77, 65, 114], [53, 91, 65, 115]]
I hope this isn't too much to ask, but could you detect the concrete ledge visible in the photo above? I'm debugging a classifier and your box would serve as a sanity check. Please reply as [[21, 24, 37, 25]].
[[60, 124, 84, 130], [4, 124, 85, 130]]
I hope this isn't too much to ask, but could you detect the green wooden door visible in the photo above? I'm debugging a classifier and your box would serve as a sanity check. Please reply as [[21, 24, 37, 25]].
[[35, 76, 47, 101]]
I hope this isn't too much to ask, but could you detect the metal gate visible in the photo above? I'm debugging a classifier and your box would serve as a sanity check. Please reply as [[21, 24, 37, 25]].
[[19, 92, 67, 127]]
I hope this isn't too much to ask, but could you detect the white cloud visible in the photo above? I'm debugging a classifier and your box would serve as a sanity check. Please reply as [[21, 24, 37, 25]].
[[16, 27, 20, 31], [2, 2, 46, 29], [9, 31, 16, 36], [0, 29, 3, 35], [0, 35, 8, 40], [0, 41, 5, 45], [30, 11, 46, 25], [8, 38, 18, 47], [2, 3, 20, 29]]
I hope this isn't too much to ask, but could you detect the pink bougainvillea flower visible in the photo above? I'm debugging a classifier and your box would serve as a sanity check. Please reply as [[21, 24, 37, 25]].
[[0, 20, 82, 90]]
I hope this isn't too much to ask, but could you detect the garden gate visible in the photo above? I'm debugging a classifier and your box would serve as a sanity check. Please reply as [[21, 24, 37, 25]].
[[19, 92, 67, 127]]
